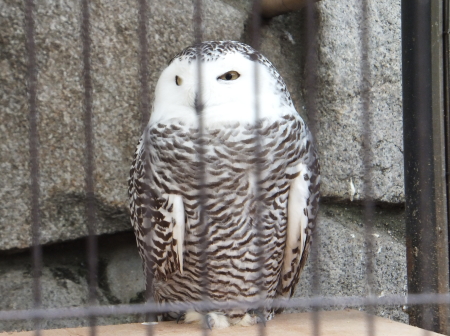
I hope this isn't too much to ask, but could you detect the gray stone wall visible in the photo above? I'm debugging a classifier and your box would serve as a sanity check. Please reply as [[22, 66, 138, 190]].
[[315, 0, 403, 203], [0, 0, 406, 332]]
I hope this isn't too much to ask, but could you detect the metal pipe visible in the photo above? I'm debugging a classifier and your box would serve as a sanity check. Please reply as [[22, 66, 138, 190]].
[[401, 0, 449, 333], [443, 6, 450, 333]]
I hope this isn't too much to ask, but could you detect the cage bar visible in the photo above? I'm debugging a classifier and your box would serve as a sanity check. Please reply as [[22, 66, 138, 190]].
[[192, 2, 211, 335], [137, 0, 151, 134], [80, 0, 98, 334], [359, 1, 376, 336], [136, 0, 156, 332], [401, 0, 450, 333], [24, 0, 42, 335], [2, 293, 450, 322], [444, 6, 450, 331], [249, 1, 267, 336], [303, 1, 320, 335]]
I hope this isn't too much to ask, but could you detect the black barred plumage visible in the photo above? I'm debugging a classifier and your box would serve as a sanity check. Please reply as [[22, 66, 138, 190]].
[[128, 41, 320, 328]]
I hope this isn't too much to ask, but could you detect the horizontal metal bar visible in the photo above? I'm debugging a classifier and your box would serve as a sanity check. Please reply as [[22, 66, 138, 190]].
[[0, 294, 449, 322]]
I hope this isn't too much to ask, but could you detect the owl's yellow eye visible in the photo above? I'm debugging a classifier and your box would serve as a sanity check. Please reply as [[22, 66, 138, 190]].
[[175, 76, 182, 86], [218, 71, 240, 81]]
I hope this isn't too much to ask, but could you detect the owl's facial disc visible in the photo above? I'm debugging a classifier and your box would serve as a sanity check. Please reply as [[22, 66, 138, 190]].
[[150, 51, 289, 127]]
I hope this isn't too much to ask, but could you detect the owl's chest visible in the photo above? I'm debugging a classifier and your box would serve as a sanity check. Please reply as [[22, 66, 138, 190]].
[[147, 118, 302, 197]]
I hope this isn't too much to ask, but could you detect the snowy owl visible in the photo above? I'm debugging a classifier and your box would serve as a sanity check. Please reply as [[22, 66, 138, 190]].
[[128, 41, 320, 328]]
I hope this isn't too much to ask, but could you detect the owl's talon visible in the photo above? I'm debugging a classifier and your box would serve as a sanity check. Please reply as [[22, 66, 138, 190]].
[[248, 309, 266, 326], [205, 314, 213, 330], [176, 312, 185, 324]]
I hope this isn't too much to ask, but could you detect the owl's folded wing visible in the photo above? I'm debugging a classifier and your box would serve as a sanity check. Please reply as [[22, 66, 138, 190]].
[[129, 138, 185, 282], [280, 147, 320, 297]]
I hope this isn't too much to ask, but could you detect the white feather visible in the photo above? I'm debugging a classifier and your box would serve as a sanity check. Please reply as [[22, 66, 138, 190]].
[[284, 163, 309, 276], [170, 194, 185, 273], [349, 177, 356, 201]]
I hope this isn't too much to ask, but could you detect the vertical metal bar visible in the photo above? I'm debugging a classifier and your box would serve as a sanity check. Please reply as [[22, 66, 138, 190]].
[[430, 1, 450, 333], [402, 0, 450, 333], [138, 0, 151, 134], [444, 6, 450, 334], [304, 1, 320, 335], [25, 0, 42, 335], [193, 2, 209, 335], [249, 2, 266, 336], [81, 0, 98, 334], [445, 0, 450, 213], [137, 0, 156, 332], [359, 1, 375, 336]]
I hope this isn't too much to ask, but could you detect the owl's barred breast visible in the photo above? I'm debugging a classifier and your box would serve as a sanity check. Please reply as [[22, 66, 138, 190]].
[[144, 113, 309, 315]]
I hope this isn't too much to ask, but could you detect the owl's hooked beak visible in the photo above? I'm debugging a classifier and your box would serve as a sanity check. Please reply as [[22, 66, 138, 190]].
[[193, 92, 205, 115]]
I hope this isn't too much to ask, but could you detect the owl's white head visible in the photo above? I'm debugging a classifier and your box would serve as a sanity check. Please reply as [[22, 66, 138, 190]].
[[149, 41, 295, 128]]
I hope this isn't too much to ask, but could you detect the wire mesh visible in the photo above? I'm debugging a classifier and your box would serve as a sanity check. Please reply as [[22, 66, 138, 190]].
[[2, 0, 449, 335]]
